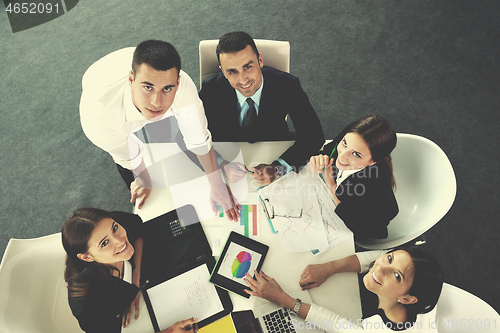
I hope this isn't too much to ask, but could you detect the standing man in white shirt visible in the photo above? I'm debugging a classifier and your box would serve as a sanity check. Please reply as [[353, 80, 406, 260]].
[[80, 40, 240, 220]]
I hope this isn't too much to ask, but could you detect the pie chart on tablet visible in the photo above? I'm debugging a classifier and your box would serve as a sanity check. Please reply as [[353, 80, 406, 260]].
[[231, 251, 252, 278]]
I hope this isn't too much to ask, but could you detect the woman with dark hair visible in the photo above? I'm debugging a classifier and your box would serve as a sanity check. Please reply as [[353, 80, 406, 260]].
[[62, 208, 197, 333], [309, 115, 398, 240], [245, 246, 443, 332]]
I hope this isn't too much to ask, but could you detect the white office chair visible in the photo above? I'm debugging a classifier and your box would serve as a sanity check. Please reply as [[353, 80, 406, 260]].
[[436, 283, 499, 332], [356, 133, 457, 249], [198, 39, 290, 86], [0, 233, 83, 333]]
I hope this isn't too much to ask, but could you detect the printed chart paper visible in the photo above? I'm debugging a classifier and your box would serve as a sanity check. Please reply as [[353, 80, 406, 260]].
[[217, 204, 259, 238], [206, 192, 262, 256], [312, 178, 353, 254], [258, 170, 352, 253], [272, 185, 329, 252]]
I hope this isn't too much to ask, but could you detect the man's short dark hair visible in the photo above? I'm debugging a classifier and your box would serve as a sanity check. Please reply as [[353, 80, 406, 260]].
[[216, 31, 259, 64], [132, 40, 181, 77]]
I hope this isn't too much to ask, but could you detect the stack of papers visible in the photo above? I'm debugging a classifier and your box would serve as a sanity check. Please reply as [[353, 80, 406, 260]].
[[258, 171, 352, 254]]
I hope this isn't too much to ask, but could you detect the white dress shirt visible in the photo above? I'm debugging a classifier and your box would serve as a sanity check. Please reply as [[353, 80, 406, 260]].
[[336, 168, 363, 187], [123, 260, 132, 284], [80, 47, 212, 170]]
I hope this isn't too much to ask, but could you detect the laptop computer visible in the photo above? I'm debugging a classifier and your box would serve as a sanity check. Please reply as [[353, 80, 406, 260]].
[[232, 289, 325, 333]]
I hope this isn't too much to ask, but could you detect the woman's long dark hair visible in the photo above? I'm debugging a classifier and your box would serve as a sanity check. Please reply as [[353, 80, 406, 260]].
[[62, 208, 120, 298], [392, 245, 443, 316], [395, 245, 443, 316], [341, 115, 397, 189], [367, 245, 443, 317]]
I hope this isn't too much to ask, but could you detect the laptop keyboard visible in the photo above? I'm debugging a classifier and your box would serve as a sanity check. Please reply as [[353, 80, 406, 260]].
[[263, 308, 296, 333]]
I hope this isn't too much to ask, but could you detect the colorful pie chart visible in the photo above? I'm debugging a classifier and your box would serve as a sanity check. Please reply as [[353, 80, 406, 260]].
[[231, 251, 252, 278]]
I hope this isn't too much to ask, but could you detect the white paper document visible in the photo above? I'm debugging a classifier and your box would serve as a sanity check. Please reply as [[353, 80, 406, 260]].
[[146, 264, 223, 331], [272, 185, 329, 252], [258, 170, 352, 253], [203, 191, 262, 256], [312, 178, 353, 254]]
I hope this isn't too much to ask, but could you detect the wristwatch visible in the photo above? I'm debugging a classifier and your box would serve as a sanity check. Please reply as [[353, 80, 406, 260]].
[[272, 160, 287, 178], [290, 298, 302, 316]]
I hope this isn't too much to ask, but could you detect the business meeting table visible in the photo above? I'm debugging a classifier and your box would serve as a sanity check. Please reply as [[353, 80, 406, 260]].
[[123, 141, 362, 332]]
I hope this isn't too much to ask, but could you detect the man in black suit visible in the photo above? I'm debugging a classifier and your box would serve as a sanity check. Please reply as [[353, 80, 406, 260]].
[[199, 31, 325, 185]]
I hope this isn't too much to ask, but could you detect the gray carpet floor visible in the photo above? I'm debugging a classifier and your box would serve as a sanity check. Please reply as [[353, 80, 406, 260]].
[[1, 0, 499, 314]]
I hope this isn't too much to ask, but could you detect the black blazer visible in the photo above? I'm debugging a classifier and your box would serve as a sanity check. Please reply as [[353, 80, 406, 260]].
[[68, 212, 143, 333], [199, 66, 325, 170], [321, 140, 399, 241]]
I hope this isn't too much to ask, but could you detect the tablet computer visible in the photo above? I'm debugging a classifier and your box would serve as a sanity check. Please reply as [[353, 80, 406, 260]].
[[210, 231, 269, 298]]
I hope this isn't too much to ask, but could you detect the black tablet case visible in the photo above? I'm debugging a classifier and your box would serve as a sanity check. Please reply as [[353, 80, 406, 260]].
[[140, 205, 233, 331]]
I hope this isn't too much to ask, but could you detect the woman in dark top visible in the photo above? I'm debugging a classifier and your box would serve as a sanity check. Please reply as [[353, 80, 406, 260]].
[[309, 115, 399, 240], [62, 208, 197, 333]]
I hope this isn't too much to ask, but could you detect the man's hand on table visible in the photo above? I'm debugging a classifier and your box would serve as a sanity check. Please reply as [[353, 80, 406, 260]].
[[221, 161, 248, 183], [209, 181, 241, 221], [130, 179, 151, 209], [251, 163, 277, 185]]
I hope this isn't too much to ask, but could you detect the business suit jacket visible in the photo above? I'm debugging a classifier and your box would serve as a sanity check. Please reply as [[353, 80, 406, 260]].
[[199, 66, 325, 170], [321, 140, 399, 241], [68, 212, 142, 333]]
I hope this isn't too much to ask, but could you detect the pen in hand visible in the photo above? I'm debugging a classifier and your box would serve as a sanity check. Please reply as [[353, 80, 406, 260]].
[[189, 317, 199, 333], [185, 322, 197, 333], [229, 163, 254, 174], [301, 282, 314, 289], [321, 147, 337, 172]]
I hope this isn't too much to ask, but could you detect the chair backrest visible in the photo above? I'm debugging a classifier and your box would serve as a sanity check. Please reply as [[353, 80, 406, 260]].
[[0, 233, 83, 333], [436, 283, 499, 332], [199, 39, 290, 86], [356, 133, 457, 249]]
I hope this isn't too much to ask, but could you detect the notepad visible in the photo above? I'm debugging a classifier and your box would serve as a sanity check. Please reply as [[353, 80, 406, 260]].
[[198, 315, 236, 333], [145, 263, 224, 331]]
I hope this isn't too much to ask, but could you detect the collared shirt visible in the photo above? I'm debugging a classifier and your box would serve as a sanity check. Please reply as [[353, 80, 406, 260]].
[[336, 168, 363, 187], [80, 47, 212, 170], [232, 75, 292, 173], [235, 75, 264, 126], [123, 260, 132, 284]]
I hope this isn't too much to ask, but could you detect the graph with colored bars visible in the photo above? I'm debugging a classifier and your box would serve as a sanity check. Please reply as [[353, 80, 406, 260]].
[[218, 205, 258, 237]]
